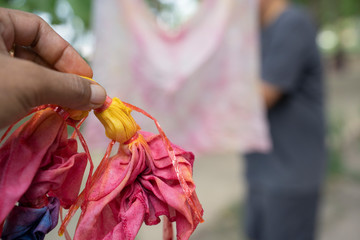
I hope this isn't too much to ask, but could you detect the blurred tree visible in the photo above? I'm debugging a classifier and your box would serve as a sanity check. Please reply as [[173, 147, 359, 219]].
[[0, 0, 91, 28], [67, 0, 91, 28], [293, 0, 360, 26], [0, 0, 59, 23], [0, 0, 206, 30], [1, 0, 357, 32], [294, 0, 360, 68], [0, 0, 93, 59]]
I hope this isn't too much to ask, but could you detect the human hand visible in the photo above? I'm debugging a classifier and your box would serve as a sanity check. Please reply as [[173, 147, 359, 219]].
[[0, 8, 107, 129]]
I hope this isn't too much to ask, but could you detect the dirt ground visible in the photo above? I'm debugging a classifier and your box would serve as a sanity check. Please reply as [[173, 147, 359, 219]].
[[318, 57, 360, 240]]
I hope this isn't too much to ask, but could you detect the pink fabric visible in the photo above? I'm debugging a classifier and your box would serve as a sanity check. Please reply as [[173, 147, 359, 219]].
[[73, 131, 203, 240], [85, 0, 270, 154], [20, 136, 87, 209], [0, 109, 87, 223]]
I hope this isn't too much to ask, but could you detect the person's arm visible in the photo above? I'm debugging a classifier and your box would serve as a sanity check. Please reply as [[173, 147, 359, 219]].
[[0, 8, 107, 129], [261, 81, 283, 108], [260, 10, 314, 109]]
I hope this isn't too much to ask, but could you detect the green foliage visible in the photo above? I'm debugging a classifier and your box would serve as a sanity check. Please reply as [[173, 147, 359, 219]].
[[293, 0, 360, 26], [67, 0, 92, 28], [339, 0, 360, 18], [0, 0, 60, 24], [0, 0, 92, 28]]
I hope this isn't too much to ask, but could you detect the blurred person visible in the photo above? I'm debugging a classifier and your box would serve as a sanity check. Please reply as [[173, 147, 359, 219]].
[[0, 7, 106, 129], [334, 47, 346, 72], [244, 0, 326, 240]]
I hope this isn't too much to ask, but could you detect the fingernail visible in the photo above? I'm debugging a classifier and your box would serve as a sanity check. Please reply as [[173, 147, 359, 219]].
[[90, 84, 106, 105]]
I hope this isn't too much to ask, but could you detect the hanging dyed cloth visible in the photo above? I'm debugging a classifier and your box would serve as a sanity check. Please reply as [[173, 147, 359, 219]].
[[85, 0, 270, 154]]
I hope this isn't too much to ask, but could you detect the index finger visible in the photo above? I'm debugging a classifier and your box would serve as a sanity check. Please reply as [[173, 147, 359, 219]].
[[0, 8, 93, 77]]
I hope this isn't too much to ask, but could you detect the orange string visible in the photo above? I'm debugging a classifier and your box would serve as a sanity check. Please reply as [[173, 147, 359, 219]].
[[74, 127, 93, 201], [59, 140, 116, 236], [59, 207, 71, 240], [0, 104, 51, 144], [123, 102, 204, 223], [89, 140, 116, 185], [71, 117, 87, 139], [58, 193, 84, 236]]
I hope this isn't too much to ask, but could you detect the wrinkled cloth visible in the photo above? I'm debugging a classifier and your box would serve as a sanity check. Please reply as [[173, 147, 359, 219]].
[[0, 108, 87, 223], [85, 0, 270, 154], [73, 131, 202, 240], [1, 197, 60, 240]]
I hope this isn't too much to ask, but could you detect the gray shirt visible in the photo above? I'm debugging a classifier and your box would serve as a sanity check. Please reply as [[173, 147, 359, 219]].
[[245, 5, 326, 190]]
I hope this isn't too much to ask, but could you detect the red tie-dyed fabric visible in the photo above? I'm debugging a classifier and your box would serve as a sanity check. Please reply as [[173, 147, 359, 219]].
[[0, 108, 87, 223], [72, 131, 202, 240], [0, 103, 203, 240]]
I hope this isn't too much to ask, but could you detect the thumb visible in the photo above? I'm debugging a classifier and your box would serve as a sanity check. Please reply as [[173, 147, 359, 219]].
[[0, 57, 107, 129], [33, 67, 107, 111]]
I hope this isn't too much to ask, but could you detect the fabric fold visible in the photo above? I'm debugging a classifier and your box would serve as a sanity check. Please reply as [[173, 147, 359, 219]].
[[0, 108, 88, 238], [74, 131, 202, 240], [2, 197, 60, 240]]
